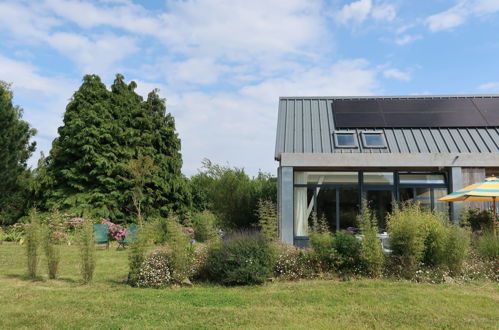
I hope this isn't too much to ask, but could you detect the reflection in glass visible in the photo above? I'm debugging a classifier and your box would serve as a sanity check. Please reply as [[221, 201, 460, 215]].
[[364, 172, 394, 185], [415, 188, 431, 211], [399, 187, 413, 203], [294, 171, 358, 184], [399, 174, 445, 184], [363, 133, 385, 147], [316, 188, 337, 231], [433, 188, 449, 214], [339, 188, 359, 230], [366, 189, 393, 230]]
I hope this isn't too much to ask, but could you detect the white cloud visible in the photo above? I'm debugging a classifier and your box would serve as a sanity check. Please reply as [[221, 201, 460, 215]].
[[477, 81, 499, 92], [336, 0, 373, 24], [383, 68, 412, 81], [46, 32, 138, 75], [174, 58, 225, 85], [395, 34, 422, 45], [426, 0, 499, 32], [372, 2, 397, 21], [335, 0, 396, 25]]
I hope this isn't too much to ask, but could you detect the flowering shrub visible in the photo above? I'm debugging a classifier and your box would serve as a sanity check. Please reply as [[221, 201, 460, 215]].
[[136, 250, 175, 288], [51, 231, 69, 245], [101, 219, 127, 241], [274, 243, 315, 280]]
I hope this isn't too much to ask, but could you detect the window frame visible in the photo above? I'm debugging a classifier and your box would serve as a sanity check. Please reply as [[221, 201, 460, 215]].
[[333, 131, 358, 148], [361, 131, 387, 148]]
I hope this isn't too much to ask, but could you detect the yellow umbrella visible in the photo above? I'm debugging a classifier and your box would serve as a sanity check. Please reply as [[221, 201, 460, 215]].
[[439, 176, 499, 235]]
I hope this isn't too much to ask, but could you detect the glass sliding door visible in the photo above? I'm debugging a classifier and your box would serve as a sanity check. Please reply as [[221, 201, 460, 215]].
[[316, 188, 337, 232], [366, 189, 393, 231], [339, 188, 360, 230]]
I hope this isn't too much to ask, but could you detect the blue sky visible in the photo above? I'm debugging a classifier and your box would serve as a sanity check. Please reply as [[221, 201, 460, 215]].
[[1, 0, 499, 176]]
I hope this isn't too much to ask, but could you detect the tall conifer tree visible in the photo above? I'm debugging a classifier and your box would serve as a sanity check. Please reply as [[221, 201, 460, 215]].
[[0, 81, 36, 224], [41, 74, 190, 222]]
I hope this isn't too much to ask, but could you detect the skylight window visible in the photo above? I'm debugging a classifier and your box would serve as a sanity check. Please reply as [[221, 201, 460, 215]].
[[362, 132, 386, 148], [334, 132, 357, 148]]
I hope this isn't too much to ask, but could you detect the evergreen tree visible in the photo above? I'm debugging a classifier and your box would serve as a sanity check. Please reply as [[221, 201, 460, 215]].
[[0, 81, 36, 224], [40, 74, 190, 222]]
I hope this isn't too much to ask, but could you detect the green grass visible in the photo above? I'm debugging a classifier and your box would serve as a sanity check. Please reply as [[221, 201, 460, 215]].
[[0, 244, 498, 329]]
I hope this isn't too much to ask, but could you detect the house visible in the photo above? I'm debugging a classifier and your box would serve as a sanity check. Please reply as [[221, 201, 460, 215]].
[[274, 95, 499, 246]]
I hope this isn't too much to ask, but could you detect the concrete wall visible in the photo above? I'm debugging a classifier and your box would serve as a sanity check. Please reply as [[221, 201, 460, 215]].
[[278, 166, 294, 244]]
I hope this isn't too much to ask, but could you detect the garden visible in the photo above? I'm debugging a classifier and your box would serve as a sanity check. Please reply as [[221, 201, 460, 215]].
[[1, 202, 498, 328]]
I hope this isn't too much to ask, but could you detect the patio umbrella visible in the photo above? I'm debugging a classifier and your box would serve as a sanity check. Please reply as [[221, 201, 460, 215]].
[[439, 176, 499, 235]]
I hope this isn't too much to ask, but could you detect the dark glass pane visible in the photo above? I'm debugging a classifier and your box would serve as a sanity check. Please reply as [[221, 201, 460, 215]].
[[363, 133, 385, 147], [316, 188, 337, 232], [339, 188, 359, 230], [366, 189, 393, 231], [399, 188, 414, 202], [336, 133, 356, 147]]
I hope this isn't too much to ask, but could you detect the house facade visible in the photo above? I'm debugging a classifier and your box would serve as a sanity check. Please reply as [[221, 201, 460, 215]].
[[274, 95, 499, 246]]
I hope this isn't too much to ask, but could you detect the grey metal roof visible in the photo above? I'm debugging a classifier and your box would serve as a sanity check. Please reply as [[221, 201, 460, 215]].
[[275, 96, 499, 160]]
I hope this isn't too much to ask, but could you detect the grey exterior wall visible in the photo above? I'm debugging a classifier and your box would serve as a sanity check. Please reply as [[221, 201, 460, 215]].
[[278, 166, 293, 244]]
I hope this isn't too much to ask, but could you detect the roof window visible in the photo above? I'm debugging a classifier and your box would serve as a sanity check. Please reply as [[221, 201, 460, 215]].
[[362, 132, 386, 148], [334, 132, 358, 148]]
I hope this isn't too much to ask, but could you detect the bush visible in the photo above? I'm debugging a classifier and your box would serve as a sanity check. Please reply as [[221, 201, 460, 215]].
[[190, 211, 218, 242], [164, 215, 196, 283], [207, 231, 276, 285], [274, 243, 315, 280], [136, 249, 175, 288], [308, 214, 337, 272], [25, 210, 40, 279], [445, 225, 470, 274], [476, 232, 499, 260], [388, 203, 471, 278], [462, 208, 493, 232], [387, 203, 429, 277], [79, 219, 96, 283], [0, 227, 5, 243], [127, 230, 146, 286], [357, 206, 384, 278], [256, 199, 278, 241], [333, 231, 362, 272], [42, 224, 61, 279]]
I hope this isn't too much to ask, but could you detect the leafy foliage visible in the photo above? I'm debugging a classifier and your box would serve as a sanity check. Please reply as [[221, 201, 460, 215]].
[[37, 74, 190, 223], [476, 231, 499, 260], [190, 159, 276, 229], [256, 199, 278, 241], [190, 211, 219, 242], [462, 208, 494, 232], [25, 210, 40, 279], [42, 223, 61, 279], [79, 219, 96, 283], [357, 205, 385, 278], [0, 82, 36, 225], [207, 231, 276, 285]]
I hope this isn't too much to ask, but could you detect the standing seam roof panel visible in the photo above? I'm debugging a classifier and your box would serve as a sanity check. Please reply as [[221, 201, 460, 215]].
[[294, 100, 303, 153]]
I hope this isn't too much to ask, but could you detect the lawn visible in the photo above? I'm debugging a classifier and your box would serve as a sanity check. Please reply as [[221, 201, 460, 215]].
[[0, 244, 498, 329]]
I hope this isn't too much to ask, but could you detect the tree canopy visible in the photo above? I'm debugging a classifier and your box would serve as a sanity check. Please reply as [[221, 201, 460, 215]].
[[0, 81, 36, 224], [37, 74, 190, 223]]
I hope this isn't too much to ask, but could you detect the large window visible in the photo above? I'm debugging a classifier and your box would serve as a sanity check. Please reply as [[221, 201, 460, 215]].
[[334, 132, 357, 148], [293, 170, 449, 238]]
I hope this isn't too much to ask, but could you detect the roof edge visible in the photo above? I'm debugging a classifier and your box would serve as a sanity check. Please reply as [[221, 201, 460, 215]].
[[279, 94, 499, 100]]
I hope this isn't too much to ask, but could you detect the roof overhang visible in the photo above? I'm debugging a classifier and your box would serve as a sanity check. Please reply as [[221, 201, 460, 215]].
[[279, 152, 499, 168]]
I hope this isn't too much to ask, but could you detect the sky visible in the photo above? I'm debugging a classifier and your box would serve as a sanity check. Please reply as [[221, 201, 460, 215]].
[[1, 0, 499, 177]]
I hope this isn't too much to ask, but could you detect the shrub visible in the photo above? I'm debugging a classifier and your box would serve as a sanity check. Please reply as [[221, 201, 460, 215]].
[[256, 199, 278, 241], [191, 211, 218, 242], [462, 208, 493, 232], [476, 231, 499, 260], [128, 230, 146, 286], [136, 249, 175, 288], [79, 219, 96, 283], [164, 215, 196, 283], [333, 231, 362, 272], [4, 225, 24, 243], [42, 224, 61, 279], [357, 206, 384, 278], [25, 210, 40, 279], [0, 227, 5, 243], [387, 203, 427, 277], [274, 243, 315, 280], [445, 224, 470, 274], [308, 214, 337, 272], [421, 213, 448, 267], [101, 219, 127, 241], [207, 231, 276, 285]]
